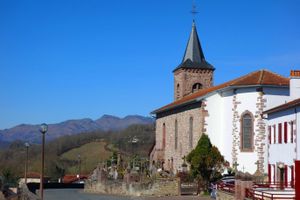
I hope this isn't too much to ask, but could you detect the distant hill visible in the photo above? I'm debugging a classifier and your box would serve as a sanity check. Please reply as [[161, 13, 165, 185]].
[[0, 115, 154, 143]]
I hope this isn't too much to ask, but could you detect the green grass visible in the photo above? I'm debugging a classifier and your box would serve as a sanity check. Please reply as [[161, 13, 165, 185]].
[[60, 141, 113, 174]]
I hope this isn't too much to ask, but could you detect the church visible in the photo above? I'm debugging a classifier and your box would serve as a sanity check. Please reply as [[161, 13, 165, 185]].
[[149, 21, 291, 174]]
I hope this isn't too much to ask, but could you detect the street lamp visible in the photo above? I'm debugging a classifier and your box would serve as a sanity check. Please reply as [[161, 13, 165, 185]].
[[128, 136, 139, 170], [24, 142, 30, 184], [278, 163, 285, 190], [77, 154, 81, 182], [39, 123, 48, 200]]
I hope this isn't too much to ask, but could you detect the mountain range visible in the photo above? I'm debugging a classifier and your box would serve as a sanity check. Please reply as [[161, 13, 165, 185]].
[[0, 115, 154, 144]]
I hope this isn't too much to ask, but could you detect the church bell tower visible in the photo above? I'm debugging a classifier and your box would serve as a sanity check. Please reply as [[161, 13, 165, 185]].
[[173, 21, 215, 100]]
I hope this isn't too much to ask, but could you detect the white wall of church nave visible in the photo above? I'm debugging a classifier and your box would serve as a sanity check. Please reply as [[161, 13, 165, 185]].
[[205, 88, 263, 174], [156, 107, 202, 172], [235, 88, 263, 174], [204, 92, 231, 161]]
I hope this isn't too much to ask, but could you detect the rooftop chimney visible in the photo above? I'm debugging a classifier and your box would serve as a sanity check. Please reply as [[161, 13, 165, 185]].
[[290, 70, 300, 100]]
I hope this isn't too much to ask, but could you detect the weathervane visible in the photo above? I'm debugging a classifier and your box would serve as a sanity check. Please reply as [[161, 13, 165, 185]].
[[191, 0, 199, 20]]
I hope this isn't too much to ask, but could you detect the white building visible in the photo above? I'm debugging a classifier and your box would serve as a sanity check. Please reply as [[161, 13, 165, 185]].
[[263, 70, 300, 186], [150, 21, 292, 174]]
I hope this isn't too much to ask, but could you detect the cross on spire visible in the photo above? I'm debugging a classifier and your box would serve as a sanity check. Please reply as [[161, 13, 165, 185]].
[[191, 0, 199, 20]]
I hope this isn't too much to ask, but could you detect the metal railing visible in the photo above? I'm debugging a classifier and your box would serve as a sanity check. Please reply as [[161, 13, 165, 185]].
[[245, 188, 295, 200], [217, 182, 235, 194], [245, 181, 295, 200]]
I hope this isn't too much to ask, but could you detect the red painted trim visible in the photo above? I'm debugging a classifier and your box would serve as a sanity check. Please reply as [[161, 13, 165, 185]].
[[273, 125, 276, 144], [295, 161, 300, 200], [278, 123, 282, 144], [268, 126, 272, 144], [273, 164, 276, 183], [268, 164, 271, 183], [291, 165, 295, 188], [291, 121, 294, 143], [285, 165, 288, 187], [284, 122, 288, 143]]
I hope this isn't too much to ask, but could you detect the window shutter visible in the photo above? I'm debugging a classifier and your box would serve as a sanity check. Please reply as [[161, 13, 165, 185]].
[[268, 126, 272, 144], [284, 122, 288, 143], [278, 123, 282, 144], [291, 165, 294, 188], [273, 126, 276, 144], [285, 165, 288, 187], [268, 164, 271, 183], [291, 121, 294, 143]]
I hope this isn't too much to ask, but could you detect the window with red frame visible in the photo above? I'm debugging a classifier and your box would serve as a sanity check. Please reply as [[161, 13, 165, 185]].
[[278, 123, 282, 144], [284, 122, 288, 143], [273, 125, 276, 143], [291, 121, 294, 143], [268, 126, 272, 144]]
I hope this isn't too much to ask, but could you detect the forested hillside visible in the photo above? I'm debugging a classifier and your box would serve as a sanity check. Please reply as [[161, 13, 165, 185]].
[[0, 124, 155, 181]]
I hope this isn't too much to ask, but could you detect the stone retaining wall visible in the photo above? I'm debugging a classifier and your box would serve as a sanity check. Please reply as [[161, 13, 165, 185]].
[[84, 178, 180, 197], [19, 184, 40, 200]]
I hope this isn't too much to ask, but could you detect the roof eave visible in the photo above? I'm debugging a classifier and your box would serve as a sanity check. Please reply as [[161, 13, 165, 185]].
[[152, 84, 289, 115], [263, 101, 300, 115], [151, 98, 200, 115]]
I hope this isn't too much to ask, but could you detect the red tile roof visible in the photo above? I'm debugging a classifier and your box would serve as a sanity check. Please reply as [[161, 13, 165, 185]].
[[62, 174, 88, 183], [26, 172, 41, 179], [263, 98, 300, 114], [152, 70, 289, 114]]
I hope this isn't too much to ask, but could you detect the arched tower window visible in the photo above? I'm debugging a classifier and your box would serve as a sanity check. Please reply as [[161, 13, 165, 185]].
[[240, 111, 254, 151], [162, 123, 166, 149], [176, 84, 180, 99], [189, 117, 193, 149], [192, 83, 202, 93], [175, 120, 178, 150]]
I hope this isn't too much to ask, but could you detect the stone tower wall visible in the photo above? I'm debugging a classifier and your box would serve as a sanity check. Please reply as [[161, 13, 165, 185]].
[[174, 68, 213, 100]]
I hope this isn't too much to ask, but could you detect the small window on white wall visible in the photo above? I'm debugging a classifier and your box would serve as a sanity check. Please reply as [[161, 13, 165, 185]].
[[240, 111, 254, 152]]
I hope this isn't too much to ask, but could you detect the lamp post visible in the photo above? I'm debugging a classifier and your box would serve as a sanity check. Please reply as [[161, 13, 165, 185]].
[[39, 123, 48, 200], [128, 136, 139, 170], [278, 163, 285, 190], [77, 154, 81, 182], [24, 142, 30, 184]]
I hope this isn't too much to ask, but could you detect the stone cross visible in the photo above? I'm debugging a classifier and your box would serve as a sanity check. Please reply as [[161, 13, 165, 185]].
[[242, 166, 245, 173], [233, 161, 239, 171], [182, 156, 186, 163]]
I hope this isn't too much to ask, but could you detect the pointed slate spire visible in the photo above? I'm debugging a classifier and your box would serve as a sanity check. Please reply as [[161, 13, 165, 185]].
[[174, 21, 214, 72], [182, 20, 205, 63]]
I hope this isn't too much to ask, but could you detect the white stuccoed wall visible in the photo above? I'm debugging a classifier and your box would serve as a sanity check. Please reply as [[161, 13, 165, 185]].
[[206, 86, 289, 174], [268, 108, 296, 166], [264, 87, 290, 110]]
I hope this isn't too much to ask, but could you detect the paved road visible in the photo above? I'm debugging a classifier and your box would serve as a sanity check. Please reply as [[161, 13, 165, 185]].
[[44, 189, 211, 200], [44, 189, 132, 200]]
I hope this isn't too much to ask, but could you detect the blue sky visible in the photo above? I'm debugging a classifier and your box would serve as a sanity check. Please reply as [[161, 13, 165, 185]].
[[0, 0, 299, 129]]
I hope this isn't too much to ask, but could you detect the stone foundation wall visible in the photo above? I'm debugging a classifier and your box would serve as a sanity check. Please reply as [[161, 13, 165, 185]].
[[19, 184, 40, 200], [84, 178, 180, 197]]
